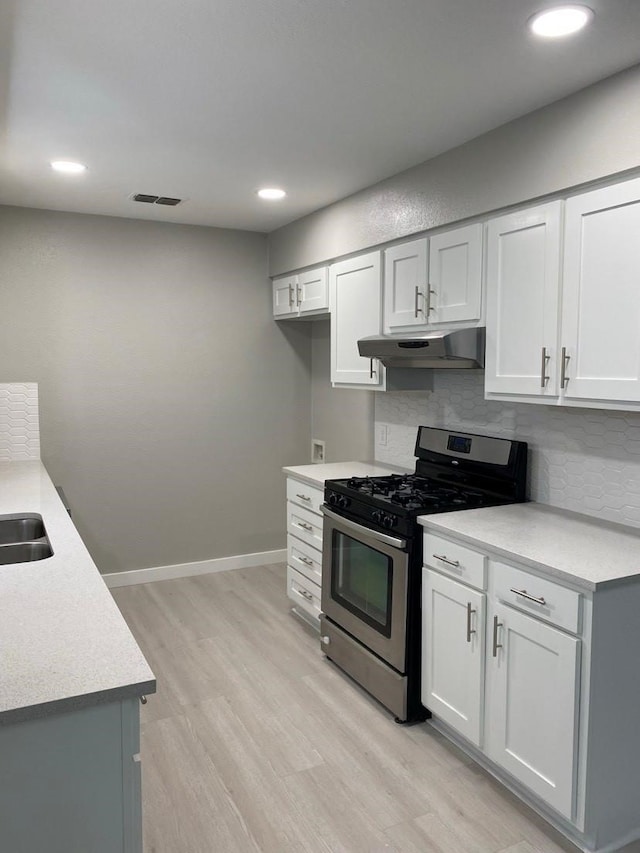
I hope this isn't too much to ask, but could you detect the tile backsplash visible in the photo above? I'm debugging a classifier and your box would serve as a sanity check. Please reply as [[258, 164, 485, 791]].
[[375, 371, 640, 528], [0, 383, 41, 461]]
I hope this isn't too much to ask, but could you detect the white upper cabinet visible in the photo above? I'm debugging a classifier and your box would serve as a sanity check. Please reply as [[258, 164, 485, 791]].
[[429, 223, 483, 324], [273, 273, 298, 318], [486, 177, 640, 410], [485, 202, 562, 398], [330, 251, 385, 388], [384, 224, 483, 333], [561, 177, 640, 404], [273, 266, 329, 319], [384, 238, 429, 329]]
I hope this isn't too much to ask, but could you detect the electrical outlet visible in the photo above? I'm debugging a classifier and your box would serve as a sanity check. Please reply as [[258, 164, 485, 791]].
[[377, 424, 388, 447], [312, 439, 326, 463]]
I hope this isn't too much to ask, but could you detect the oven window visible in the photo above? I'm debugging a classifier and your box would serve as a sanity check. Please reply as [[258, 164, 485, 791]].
[[331, 531, 393, 636]]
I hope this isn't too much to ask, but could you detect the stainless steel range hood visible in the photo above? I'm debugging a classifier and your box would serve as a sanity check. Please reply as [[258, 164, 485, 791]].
[[358, 327, 485, 369]]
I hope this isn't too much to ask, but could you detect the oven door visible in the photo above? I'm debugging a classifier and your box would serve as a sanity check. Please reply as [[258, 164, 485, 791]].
[[321, 506, 409, 673]]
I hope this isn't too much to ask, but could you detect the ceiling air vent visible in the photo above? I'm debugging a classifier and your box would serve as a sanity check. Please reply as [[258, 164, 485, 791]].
[[131, 194, 182, 206]]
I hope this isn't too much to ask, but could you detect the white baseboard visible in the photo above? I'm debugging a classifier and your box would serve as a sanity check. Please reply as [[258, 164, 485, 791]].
[[102, 548, 287, 588]]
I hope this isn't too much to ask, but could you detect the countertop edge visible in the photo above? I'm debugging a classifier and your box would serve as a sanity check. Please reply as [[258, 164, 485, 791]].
[[0, 678, 157, 726], [420, 518, 599, 592]]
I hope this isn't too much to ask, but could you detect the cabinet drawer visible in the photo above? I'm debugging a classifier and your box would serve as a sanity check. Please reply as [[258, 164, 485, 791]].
[[287, 566, 321, 622], [492, 560, 581, 634], [287, 503, 323, 550], [424, 532, 486, 590], [286, 478, 324, 515], [288, 535, 322, 587]]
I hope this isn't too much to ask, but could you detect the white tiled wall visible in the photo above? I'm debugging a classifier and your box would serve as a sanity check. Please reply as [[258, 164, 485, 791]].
[[375, 371, 640, 528], [0, 383, 41, 461]]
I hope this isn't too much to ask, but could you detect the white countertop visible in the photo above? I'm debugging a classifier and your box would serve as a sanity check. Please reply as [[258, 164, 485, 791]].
[[283, 460, 408, 488], [0, 460, 155, 724], [420, 502, 640, 591]]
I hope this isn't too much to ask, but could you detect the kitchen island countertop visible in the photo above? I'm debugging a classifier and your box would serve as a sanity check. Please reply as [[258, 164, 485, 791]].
[[0, 460, 155, 725], [419, 501, 640, 591]]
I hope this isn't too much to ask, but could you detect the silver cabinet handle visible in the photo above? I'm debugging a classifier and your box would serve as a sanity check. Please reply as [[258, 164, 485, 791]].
[[426, 285, 436, 314], [561, 346, 570, 388], [510, 587, 547, 606], [414, 286, 424, 317], [298, 522, 313, 531], [466, 602, 476, 643], [492, 615, 503, 657], [296, 283, 302, 307], [540, 346, 550, 388], [433, 553, 460, 568], [140, 695, 148, 705], [369, 358, 377, 379], [296, 493, 311, 501], [298, 588, 314, 601], [288, 285, 295, 307], [300, 556, 314, 566]]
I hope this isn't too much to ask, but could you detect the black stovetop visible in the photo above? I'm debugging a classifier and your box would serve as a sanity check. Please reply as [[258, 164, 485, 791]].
[[323, 426, 528, 539]]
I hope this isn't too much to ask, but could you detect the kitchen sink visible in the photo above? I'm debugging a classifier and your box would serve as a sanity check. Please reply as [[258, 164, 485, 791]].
[[0, 513, 53, 564], [0, 542, 54, 564], [0, 514, 46, 545]]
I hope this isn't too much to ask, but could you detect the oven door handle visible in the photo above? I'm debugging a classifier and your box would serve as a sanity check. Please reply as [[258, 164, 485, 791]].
[[321, 505, 407, 550]]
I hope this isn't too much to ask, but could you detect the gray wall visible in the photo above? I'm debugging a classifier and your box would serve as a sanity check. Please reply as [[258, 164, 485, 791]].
[[0, 206, 311, 573], [310, 320, 374, 462], [269, 64, 640, 275]]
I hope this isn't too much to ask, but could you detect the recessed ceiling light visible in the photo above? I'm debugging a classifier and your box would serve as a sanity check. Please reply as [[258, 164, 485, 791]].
[[528, 5, 593, 38], [257, 187, 286, 200], [50, 160, 87, 174]]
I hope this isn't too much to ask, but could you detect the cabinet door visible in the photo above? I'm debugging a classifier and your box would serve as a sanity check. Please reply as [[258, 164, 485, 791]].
[[429, 223, 483, 325], [485, 203, 562, 397], [330, 251, 385, 387], [422, 569, 485, 747], [298, 266, 329, 315], [562, 178, 640, 403], [273, 275, 297, 318], [384, 238, 429, 330], [486, 602, 580, 820]]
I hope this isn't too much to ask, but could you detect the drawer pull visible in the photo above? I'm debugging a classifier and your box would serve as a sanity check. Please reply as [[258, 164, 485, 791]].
[[298, 522, 313, 531], [298, 588, 314, 601], [296, 493, 311, 501], [466, 602, 476, 643], [492, 615, 503, 657], [433, 553, 460, 568], [299, 556, 314, 566], [510, 587, 547, 606]]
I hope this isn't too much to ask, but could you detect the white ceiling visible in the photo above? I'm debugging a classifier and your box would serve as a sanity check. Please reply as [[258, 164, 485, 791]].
[[0, 0, 639, 233]]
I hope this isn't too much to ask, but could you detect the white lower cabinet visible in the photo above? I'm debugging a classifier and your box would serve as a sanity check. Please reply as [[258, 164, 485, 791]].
[[486, 601, 580, 819], [422, 527, 640, 852], [422, 569, 485, 746], [424, 539, 581, 821], [285, 475, 323, 626]]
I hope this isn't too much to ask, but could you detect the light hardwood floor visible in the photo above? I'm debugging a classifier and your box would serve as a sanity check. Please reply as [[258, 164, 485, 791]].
[[111, 564, 634, 853]]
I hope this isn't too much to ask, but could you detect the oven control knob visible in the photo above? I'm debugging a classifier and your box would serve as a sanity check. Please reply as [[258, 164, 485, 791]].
[[328, 492, 338, 506], [337, 495, 350, 509], [382, 514, 397, 529], [372, 510, 382, 523]]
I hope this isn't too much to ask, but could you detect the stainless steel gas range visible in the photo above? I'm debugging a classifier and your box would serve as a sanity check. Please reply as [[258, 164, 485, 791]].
[[320, 426, 528, 722]]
